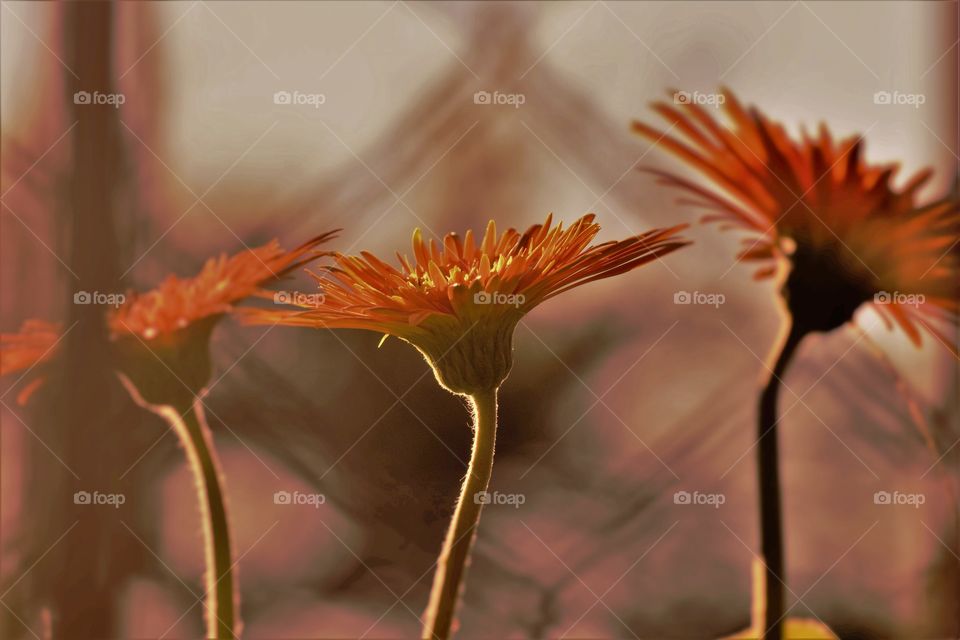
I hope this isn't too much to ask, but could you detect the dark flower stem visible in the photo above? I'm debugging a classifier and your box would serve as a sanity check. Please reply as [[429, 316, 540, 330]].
[[175, 399, 238, 639], [758, 318, 806, 640], [422, 388, 498, 640]]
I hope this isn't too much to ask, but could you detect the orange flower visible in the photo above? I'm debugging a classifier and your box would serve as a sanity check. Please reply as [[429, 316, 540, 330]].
[[0, 234, 335, 403], [244, 214, 688, 639], [108, 232, 335, 403], [111, 232, 337, 340], [633, 88, 959, 351], [244, 214, 688, 393]]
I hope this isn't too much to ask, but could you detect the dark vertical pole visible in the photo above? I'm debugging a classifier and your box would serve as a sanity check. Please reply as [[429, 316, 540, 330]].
[[45, 2, 126, 636]]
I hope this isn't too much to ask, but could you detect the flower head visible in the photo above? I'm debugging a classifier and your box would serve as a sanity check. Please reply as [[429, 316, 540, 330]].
[[1, 234, 335, 405], [244, 214, 689, 393], [633, 88, 959, 350], [109, 233, 335, 404], [110, 232, 337, 341]]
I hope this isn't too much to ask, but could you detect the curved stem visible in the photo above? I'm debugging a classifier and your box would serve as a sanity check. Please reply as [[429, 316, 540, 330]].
[[175, 399, 238, 639], [117, 374, 238, 638], [757, 318, 805, 640], [422, 388, 498, 640]]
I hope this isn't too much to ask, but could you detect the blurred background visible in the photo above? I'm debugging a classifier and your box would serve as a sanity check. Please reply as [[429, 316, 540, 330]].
[[1, 1, 957, 638]]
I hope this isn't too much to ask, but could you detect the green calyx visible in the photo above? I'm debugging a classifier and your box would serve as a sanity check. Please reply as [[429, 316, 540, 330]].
[[407, 312, 519, 396], [113, 314, 220, 410]]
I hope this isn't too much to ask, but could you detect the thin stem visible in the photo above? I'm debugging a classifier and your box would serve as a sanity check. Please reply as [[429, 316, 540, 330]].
[[757, 318, 806, 640], [421, 388, 498, 640], [174, 399, 239, 639]]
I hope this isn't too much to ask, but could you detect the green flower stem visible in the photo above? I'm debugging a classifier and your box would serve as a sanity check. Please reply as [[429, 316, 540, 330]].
[[422, 388, 498, 640], [757, 318, 805, 640], [172, 399, 238, 639]]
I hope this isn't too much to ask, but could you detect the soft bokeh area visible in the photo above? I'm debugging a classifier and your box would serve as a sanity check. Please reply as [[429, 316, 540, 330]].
[[1, 2, 957, 638]]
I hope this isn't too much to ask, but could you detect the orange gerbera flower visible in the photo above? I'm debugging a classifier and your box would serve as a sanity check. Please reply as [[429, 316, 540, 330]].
[[109, 232, 336, 402], [0, 233, 335, 403], [633, 88, 959, 351], [111, 232, 337, 341], [245, 214, 689, 394], [111, 233, 332, 639], [636, 88, 958, 639], [245, 214, 688, 640]]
